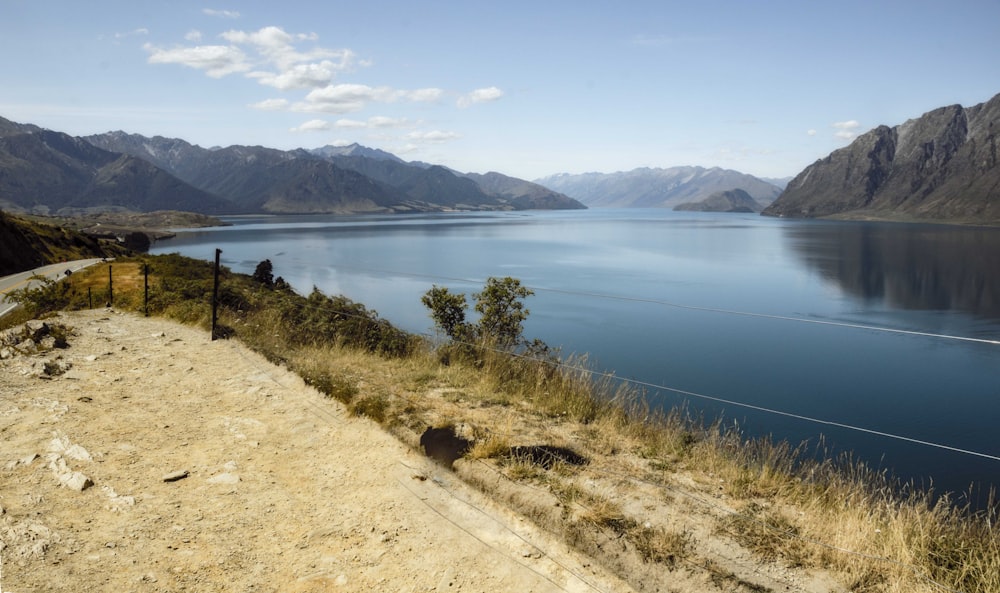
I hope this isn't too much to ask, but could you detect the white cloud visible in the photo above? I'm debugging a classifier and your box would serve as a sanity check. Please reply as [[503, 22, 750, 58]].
[[333, 116, 410, 129], [249, 98, 289, 111], [144, 42, 250, 78], [404, 88, 445, 102], [147, 26, 360, 92], [806, 129, 817, 136], [144, 24, 467, 126], [220, 26, 355, 72], [293, 83, 444, 114], [457, 86, 503, 108], [368, 116, 409, 128], [247, 60, 345, 90], [295, 83, 390, 113], [832, 120, 861, 140], [203, 8, 240, 19], [290, 119, 331, 132], [333, 118, 367, 129], [115, 28, 149, 39], [404, 130, 461, 143]]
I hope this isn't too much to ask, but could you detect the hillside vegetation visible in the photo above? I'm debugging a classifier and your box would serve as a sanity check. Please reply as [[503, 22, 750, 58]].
[[0, 210, 127, 276], [5, 252, 999, 592]]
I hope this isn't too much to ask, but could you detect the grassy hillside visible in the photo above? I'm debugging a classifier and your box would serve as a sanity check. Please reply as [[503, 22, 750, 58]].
[[0, 210, 128, 276], [6, 254, 999, 593]]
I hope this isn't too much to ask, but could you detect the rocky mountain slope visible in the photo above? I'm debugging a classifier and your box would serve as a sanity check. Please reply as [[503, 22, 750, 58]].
[[535, 166, 782, 209], [763, 92, 1000, 223], [0, 120, 232, 216], [673, 188, 763, 212]]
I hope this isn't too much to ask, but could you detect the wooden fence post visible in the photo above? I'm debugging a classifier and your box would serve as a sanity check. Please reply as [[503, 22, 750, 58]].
[[211, 249, 221, 340]]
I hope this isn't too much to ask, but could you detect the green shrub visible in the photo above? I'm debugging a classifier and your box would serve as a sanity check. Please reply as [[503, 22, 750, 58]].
[[349, 393, 389, 423]]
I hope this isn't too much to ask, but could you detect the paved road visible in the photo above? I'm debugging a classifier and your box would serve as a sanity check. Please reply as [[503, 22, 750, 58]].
[[0, 258, 107, 318]]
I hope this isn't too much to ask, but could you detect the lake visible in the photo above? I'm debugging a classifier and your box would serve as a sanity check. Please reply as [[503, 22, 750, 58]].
[[150, 209, 1000, 506]]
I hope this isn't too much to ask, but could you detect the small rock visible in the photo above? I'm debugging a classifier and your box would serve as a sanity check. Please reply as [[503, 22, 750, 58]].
[[49, 437, 92, 461], [162, 470, 189, 482], [207, 473, 240, 485], [60, 471, 94, 492]]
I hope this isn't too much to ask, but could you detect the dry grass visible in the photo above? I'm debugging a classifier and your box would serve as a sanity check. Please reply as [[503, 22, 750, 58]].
[[19, 255, 1000, 593]]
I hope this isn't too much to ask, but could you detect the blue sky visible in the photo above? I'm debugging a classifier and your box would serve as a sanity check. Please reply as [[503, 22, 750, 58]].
[[3, 1, 999, 181]]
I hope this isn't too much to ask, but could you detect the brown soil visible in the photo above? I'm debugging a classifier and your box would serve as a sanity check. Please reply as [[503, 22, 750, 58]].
[[0, 310, 849, 592]]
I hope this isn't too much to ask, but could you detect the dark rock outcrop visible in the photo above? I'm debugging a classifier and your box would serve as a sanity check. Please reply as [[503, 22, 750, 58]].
[[764, 92, 1000, 223]]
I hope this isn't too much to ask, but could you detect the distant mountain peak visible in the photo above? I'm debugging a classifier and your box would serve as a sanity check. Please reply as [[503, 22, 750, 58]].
[[309, 143, 403, 162]]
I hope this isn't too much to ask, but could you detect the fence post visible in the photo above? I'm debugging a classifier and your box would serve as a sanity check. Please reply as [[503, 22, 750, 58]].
[[143, 263, 149, 317], [211, 248, 221, 340], [107, 264, 113, 307]]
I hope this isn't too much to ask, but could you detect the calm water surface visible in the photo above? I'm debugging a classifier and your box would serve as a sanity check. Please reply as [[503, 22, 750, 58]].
[[151, 209, 1000, 504]]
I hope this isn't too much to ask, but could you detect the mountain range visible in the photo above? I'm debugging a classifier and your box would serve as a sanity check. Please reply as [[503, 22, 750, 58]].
[[0, 118, 583, 216], [534, 167, 782, 209], [5, 89, 999, 224], [763, 91, 1000, 224]]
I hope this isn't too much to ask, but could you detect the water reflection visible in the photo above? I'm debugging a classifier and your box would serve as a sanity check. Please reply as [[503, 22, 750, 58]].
[[785, 222, 1000, 320]]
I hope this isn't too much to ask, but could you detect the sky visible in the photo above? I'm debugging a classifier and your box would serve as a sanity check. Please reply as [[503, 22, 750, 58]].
[[3, 1, 1000, 182]]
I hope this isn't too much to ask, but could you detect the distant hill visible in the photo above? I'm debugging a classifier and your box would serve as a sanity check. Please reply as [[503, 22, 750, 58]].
[[763, 92, 1000, 224], [459, 171, 585, 210], [673, 189, 763, 212], [0, 210, 124, 276], [534, 166, 782, 209]]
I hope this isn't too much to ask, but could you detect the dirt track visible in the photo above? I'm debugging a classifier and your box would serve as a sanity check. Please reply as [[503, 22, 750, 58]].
[[0, 309, 633, 592]]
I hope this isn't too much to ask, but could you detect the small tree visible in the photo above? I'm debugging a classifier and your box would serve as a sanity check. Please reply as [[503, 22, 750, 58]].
[[421, 285, 472, 341], [475, 277, 533, 348], [252, 259, 275, 288]]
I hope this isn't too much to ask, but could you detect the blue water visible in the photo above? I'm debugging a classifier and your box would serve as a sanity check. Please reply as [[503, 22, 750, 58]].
[[151, 209, 1000, 505]]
